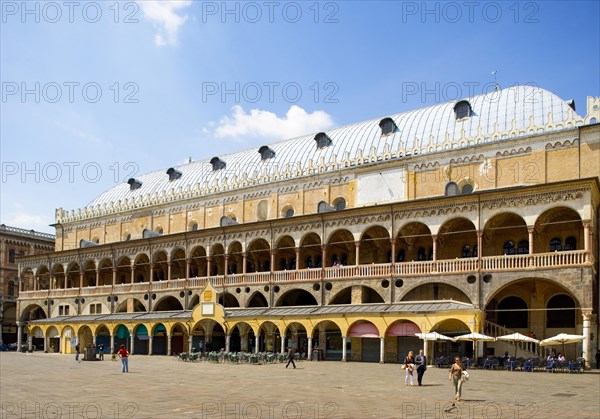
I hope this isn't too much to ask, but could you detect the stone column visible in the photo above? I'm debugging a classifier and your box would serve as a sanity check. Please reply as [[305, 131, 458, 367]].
[[28, 334, 32, 351], [528, 226, 534, 254], [167, 335, 172, 356], [379, 337, 385, 364], [207, 256, 212, 277], [295, 247, 300, 270], [225, 335, 231, 353], [280, 335, 286, 354], [185, 258, 191, 281], [96, 268, 101, 287], [93, 335, 97, 345], [432, 234, 438, 261], [355, 241, 360, 265], [582, 311, 593, 368], [188, 336, 193, 353], [148, 336, 153, 355], [110, 335, 115, 353], [583, 221, 591, 262], [129, 335, 134, 355], [423, 339, 429, 365], [167, 262, 172, 282], [44, 336, 48, 352], [149, 263, 154, 284], [130, 265, 135, 284], [17, 322, 22, 350], [342, 336, 347, 362], [79, 271, 84, 289], [270, 250, 275, 273], [390, 239, 396, 264], [321, 245, 328, 268], [242, 252, 247, 275], [112, 268, 117, 288], [255, 335, 260, 354], [307, 337, 312, 361]]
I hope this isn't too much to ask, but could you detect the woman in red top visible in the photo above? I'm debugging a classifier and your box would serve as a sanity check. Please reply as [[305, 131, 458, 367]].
[[117, 344, 129, 373]]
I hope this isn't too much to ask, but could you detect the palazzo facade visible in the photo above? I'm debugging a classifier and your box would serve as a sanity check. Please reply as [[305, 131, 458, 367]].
[[16, 86, 600, 365]]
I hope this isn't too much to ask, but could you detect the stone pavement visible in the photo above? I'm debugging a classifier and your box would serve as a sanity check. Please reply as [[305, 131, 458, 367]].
[[1, 352, 599, 419]]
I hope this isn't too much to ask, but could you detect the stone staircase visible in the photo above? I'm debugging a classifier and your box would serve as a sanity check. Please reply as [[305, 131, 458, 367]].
[[484, 321, 550, 359]]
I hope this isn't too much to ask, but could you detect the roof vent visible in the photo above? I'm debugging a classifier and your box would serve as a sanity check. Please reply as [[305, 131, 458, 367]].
[[166, 167, 182, 181], [142, 229, 163, 239], [379, 117, 398, 136], [210, 157, 226, 171], [454, 100, 472, 120], [314, 132, 332, 149], [258, 145, 276, 160], [127, 178, 142, 190], [220, 216, 239, 227], [79, 239, 99, 248]]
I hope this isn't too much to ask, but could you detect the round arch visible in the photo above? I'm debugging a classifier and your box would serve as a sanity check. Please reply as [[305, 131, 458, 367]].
[[275, 289, 318, 307], [359, 225, 391, 264]]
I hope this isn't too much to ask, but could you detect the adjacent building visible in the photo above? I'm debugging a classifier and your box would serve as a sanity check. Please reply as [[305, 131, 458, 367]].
[[16, 86, 600, 366], [1, 224, 54, 344]]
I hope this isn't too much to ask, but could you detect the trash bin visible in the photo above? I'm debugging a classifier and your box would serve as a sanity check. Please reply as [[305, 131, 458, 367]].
[[312, 350, 320, 361], [83, 347, 97, 361]]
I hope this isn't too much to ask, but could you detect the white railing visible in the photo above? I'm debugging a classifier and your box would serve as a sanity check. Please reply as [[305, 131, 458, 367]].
[[19, 290, 49, 299], [484, 321, 548, 358], [30, 251, 590, 298]]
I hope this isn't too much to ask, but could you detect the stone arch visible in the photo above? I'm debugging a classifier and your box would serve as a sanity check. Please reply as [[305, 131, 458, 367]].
[[299, 232, 322, 269], [36, 265, 51, 290], [326, 228, 355, 267], [482, 212, 528, 256], [227, 241, 243, 275], [258, 320, 282, 352], [152, 250, 168, 281], [189, 245, 207, 277], [247, 291, 269, 308], [534, 206, 583, 253], [246, 238, 271, 273], [396, 222, 433, 262], [275, 289, 318, 306], [20, 303, 47, 322], [153, 296, 184, 311], [210, 243, 225, 276], [115, 298, 146, 313], [170, 248, 187, 280], [133, 253, 150, 283], [275, 235, 296, 271], [77, 325, 94, 350], [115, 256, 131, 285], [438, 217, 477, 259], [51, 263, 65, 289], [359, 225, 391, 264], [218, 292, 240, 307], [401, 282, 472, 304], [170, 323, 188, 354], [310, 320, 343, 360]]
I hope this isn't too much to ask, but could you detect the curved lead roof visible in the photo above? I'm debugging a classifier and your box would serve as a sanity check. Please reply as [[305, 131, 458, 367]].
[[87, 86, 579, 208]]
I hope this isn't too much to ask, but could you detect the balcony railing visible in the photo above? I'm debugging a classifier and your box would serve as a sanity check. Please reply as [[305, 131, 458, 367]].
[[18, 250, 590, 300]]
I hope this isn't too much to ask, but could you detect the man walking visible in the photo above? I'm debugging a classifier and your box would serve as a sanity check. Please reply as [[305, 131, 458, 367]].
[[285, 347, 296, 369], [416, 349, 427, 386], [98, 343, 104, 361]]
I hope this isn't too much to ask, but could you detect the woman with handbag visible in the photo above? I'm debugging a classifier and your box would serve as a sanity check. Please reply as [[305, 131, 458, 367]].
[[449, 356, 465, 401], [404, 351, 415, 387]]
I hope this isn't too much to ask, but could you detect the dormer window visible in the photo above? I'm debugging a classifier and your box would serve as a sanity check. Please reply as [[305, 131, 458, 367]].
[[127, 178, 142, 190], [379, 117, 397, 136], [166, 167, 182, 181], [210, 157, 226, 171], [454, 100, 472, 120], [258, 146, 275, 160], [314, 132, 332, 149]]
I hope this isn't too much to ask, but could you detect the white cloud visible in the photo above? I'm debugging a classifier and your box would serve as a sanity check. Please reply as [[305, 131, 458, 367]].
[[2, 212, 54, 233], [214, 105, 335, 141], [137, 1, 193, 46]]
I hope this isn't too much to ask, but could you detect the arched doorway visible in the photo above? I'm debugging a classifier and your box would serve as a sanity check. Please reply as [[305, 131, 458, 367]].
[[152, 323, 168, 355], [312, 321, 343, 360], [114, 324, 130, 352], [386, 320, 421, 363], [133, 325, 149, 354], [347, 320, 380, 362], [47, 326, 60, 353]]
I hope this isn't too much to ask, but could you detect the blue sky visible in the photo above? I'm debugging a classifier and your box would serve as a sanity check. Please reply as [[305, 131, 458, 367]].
[[1, 0, 599, 233]]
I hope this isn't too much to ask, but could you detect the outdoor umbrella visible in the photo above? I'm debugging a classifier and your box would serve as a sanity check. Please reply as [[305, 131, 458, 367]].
[[415, 332, 454, 365], [496, 332, 539, 358], [414, 332, 453, 341], [453, 332, 496, 363], [539, 333, 585, 357]]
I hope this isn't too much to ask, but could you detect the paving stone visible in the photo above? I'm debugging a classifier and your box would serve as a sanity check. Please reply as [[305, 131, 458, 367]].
[[1, 352, 599, 418]]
